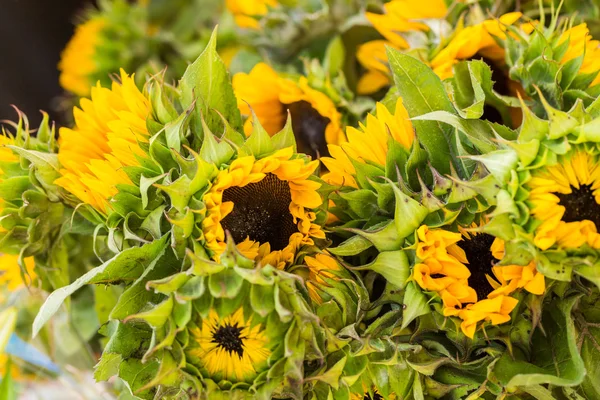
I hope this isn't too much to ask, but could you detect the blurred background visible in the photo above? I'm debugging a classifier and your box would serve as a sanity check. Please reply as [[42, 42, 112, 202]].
[[0, 0, 91, 126]]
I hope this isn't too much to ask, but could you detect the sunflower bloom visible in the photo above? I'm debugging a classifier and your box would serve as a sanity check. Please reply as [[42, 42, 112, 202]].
[[189, 308, 271, 383], [202, 147, 325, 269], [58, 18, 106, 97], [321, 98, 414, 188], [430, 12, 526, 80], [558, 23, 600, 86], [55, 70, 151, 214], [357, 0, 449, 94], [233, 62, 344, 158], [526, 151, 600, 250], [412, 225, 544, 338], [0, 254, 36, 292], [226, 0, 277, 29]]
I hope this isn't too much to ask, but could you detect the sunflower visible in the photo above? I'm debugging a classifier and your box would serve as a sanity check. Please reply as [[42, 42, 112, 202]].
[[558, 23, 600, 87], [526, 151, 600, 250], [321, 97, 414, 188], [202, 147, 325, 268], [430, 12, 526, 80], [58, 18, 106, 97], [357, 0, 449, 94], [232, 62, 344, 158], [0, 254, 36, 292], [55, 70, 151, 214], [226, 0, 277, 29], [412, 225, 544, 338], [188, 308, 271, 383]]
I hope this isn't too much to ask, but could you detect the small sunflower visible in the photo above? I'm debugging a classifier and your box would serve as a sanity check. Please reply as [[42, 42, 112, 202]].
[[558, 23, 600, 87], [226, 0, 277, 29], [188, 308, 271, 383], [526, 151, 600, 250], [321, 97, 414, 188], [232, 62, 344, 158], [58, 18, 106, 97], [55, 70, 151, 214], [430, 12, 526, 80], [412, 225, 544, 338], [202, 147, 325, 269], [0, 254, 36, 292], [357, 0, 449, 94]]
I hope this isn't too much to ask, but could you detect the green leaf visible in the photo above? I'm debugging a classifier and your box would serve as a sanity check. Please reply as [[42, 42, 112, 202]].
[[110, 247, 181, 320], [328, 234, 373, 256], [493, 296, 585, 388], [94, 353, 123, 382], [401, 282, 430, 330], [32, 235, 169, 337], [349, 250, 410, 289], [125, 296, 174, 328], [119, 358, 160, 399], [179, 27, 243, 136], [386, 48, 455, 175]]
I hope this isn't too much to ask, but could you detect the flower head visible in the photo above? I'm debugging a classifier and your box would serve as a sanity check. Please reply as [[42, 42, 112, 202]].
[[233, 63, 344, 158], [202, 147, 324, 269], [322, 98, 414, 188], [58, 18, 106, 97], [55, 70, 151, 214], [413, 225, 544, 338]]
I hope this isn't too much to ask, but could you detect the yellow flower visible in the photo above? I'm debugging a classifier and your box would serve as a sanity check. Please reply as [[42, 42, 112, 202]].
[[527, 151, 600, 250], [58, 18, 106, 97], [226, 0, 277, 29], [321, 97, 414, 188], [558, 23, 600, 87], [412, 225, 544, 338], [188, 308, 271, 383], [0, 254, 36, 292], [304, 253, 341, 303], [202, 147, 325, 269], [430, 12, 526, 80], [55, 70, 151, 214], [357, 0, 448, 94], [232, 63, 344, 158]]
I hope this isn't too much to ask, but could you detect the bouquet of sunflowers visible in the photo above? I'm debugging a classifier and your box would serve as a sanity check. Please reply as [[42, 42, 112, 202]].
[[2, 0, 600, 399]]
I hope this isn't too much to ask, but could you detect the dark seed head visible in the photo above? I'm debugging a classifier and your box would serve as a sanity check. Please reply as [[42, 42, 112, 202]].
[[221, 173, 298, 251], [458, 233, 496, 300], [211, 322, 245, 358], [556, 184, 600, 229]]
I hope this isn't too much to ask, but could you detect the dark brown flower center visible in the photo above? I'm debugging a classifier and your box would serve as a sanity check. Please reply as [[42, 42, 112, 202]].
[[557, 184, 600, 230], [458, 233, 496, 300], [221, 173, 298, 251], [211, 322, 245, 357], [364, 392, 383, 400], [287, 100, 330, 159]]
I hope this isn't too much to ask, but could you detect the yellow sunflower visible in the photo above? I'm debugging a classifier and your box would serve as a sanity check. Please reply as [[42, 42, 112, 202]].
[[321, 97, 414, 188], [55, 70, 151, 214], [430, 12, 527, 80], [527, 151, 600, 250], [304, 253, 342, 303], [558, 23, 600, 87], [412, 225, 544, 338], [202, 147, 325, 269], [188, 308, 271, 383], [357, 0, 449, 94], [226, 0, 277, 29], [0, 254, 36, 292], [232, 62, 344, 158], [58, 18, 106, 97]]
